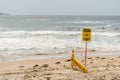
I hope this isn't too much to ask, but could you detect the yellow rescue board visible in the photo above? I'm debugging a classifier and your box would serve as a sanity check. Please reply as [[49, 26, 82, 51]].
[[71, 50, 88, 73], [74, 58, 88, 73]]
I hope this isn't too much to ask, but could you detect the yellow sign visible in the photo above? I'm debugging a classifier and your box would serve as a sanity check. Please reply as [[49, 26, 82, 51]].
[[82, 28, 91, 42]]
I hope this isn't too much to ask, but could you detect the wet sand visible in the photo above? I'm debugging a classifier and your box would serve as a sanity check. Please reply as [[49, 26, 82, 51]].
[[0, 54, 120, 80]]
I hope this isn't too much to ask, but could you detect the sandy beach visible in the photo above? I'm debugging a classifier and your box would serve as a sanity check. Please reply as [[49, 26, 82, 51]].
[[0, 6, 120, 80], [0, 52, 120, 80]]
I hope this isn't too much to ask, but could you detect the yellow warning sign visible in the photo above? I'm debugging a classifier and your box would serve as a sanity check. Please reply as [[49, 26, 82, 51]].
[[82, 28, 91, 42]]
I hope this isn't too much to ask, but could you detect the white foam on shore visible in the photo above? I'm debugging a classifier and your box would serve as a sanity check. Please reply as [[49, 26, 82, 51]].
[[0, 30, 119, 55]]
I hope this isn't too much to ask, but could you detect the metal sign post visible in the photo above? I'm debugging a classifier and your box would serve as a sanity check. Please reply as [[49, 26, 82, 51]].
[[85, 42, 87, 67]]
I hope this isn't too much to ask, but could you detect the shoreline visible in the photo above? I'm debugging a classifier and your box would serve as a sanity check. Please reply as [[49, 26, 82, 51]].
[[0, 50, 120, 62]]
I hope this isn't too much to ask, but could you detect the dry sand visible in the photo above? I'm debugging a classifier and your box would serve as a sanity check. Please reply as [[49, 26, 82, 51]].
[[0, 55, 120, 80]]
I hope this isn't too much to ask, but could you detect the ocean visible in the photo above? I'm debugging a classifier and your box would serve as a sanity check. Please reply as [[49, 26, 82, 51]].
[[0, 15, 120, 55]]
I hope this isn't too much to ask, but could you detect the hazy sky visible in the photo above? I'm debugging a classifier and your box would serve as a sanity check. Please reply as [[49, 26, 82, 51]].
[[0, 0, 120, 15]]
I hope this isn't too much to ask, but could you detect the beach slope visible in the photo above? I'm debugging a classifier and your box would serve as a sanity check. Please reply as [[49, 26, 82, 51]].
[[0, 56, 120, 80]]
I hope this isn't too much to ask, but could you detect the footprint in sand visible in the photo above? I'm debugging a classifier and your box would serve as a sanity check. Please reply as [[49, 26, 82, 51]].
[[33, 64, 39, 69], [96, 57, 100, 59], [65, 59, 71, 62], [41, 64, 49, 68], [44, 77, 51, 80], [90, 62, 93, 64], [63, 65, 66, 67], [88, 57, 92, 59], [23, 75, 31, 79], [100, 57, 106, 59], [18, 66, 24, 68], [107, 64, 109, 66], [55, 62, 61, 64], [91, 49, 96, 52], [18, 66, 24, 70], [110, 58, 114, 60]]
